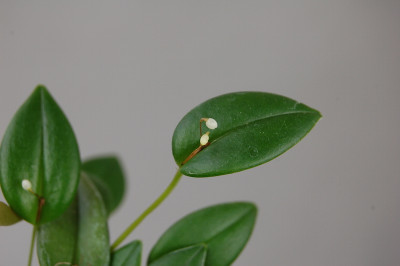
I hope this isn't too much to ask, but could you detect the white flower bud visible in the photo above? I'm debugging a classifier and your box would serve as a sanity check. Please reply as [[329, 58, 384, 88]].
[[22, 179, 32, 191], [206, 118, 218, 130], [200, 132, 210, 146]]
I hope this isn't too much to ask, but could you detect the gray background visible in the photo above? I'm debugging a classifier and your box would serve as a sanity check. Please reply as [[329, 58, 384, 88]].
[[1, 1, 399, 265]]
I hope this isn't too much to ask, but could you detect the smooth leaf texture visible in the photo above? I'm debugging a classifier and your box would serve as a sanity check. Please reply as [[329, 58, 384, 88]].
[[37, 198, 78, 266], [82, 156, 125, 215], [0, 85, 80, 224], [75, 173, 110, 265], [37, 174, 111, 265], [148, 202, 257, 266], [149, 244, 207, 266], [111, 240, 142, 266], [172, 91, 321, 177], [0, 201, 21, 226]]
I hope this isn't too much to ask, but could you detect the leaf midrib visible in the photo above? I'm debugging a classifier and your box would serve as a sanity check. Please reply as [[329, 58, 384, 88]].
[[119, 243, 140, 266], [152, 206, 255, 262], [202, 206, 255, 245], [208, 110, 318, 148], [150, 244, 207, 266], [38, 88, 46, 198]]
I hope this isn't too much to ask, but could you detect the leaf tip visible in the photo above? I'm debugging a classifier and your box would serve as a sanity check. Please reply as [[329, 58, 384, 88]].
[[34, 84, 49, 94], [243, 201, 258, 214]]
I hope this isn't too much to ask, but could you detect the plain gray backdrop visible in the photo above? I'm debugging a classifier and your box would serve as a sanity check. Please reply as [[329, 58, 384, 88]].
[[1, 1, 400, 265]]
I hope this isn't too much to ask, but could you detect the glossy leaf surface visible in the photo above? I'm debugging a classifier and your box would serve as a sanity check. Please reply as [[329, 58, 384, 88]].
[[172, 92, 321, 177], [0, 201, 21, 226], [0, 85, 80, 223], [82, 156, 125, 215], [149, 245, 207, 266], [37, 198, 78, 266], [37, 173, 111, 265], [148, 202, 257, 266], [111, 240, 142, 266], [75, 174, 110, 265]]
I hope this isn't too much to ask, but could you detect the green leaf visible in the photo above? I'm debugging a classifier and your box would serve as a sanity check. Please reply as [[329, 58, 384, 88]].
[[75, 173, 110, 265], [0, 85, 80, 224], [172, 91, 321, 177], [0, 201, 21, 226], [149, 244, 207, 266], [37, 198, 78, 266], [36, 173, 111, 265], [148, 202, 257, 266], [111, 240, 142, 266], [82, 156, 125, 215]]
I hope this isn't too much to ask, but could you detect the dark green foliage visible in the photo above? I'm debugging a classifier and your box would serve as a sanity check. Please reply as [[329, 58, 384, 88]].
[[111, 240, 142, 266], [82, 156, 125, 215], [36, 198, 78, 265], [149, 202, 257, 266], [0, 85, 80, 224], [173, 92, 321, 177], [0, 87, 321, 265], [75, 174, 110, 265], [37, 174, 110, 266], [149, 244, 207, 266]]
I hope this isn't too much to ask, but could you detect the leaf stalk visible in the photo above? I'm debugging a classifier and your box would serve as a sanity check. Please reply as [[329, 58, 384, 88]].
[[110, 169, 183, 251], [28, 225, 37, 266]]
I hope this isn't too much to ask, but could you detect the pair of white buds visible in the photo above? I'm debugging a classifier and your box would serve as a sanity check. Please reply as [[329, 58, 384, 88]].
[[200, 118, 218, 146], [181, 118, 219, 166]]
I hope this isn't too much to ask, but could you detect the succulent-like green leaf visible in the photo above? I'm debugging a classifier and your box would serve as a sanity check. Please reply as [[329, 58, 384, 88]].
[[37, 198, 78, 266], [82, 156, 125, 215], [0, 201, 21, 226], [149, 244, 207, 266], [0, 85, 80, 224], [75, 173, 110, 265], [111, 240, 142, 266], [148, 202, 257, 266], [37, 173, 111, 265], [172, 91, 321, 177]]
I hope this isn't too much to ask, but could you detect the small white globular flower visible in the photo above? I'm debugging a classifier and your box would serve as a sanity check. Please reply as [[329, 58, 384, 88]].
[[22, 179, 32, 191], [205, 118, 218, 130], [200, 132, 210, 146]]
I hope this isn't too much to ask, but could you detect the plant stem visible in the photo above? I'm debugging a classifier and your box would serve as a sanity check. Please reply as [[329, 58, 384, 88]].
[[110, 169, 183, 251], [28, 225, 37, 266]]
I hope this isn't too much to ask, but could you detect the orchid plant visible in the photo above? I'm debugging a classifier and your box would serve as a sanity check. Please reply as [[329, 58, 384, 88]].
[[0, 86, 321, 265]]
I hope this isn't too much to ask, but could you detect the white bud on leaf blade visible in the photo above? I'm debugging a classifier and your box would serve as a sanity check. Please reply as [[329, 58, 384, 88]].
[[200, 133, 210, 146], [22, 179, 32, 191], [206, 118, 218, 129]]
